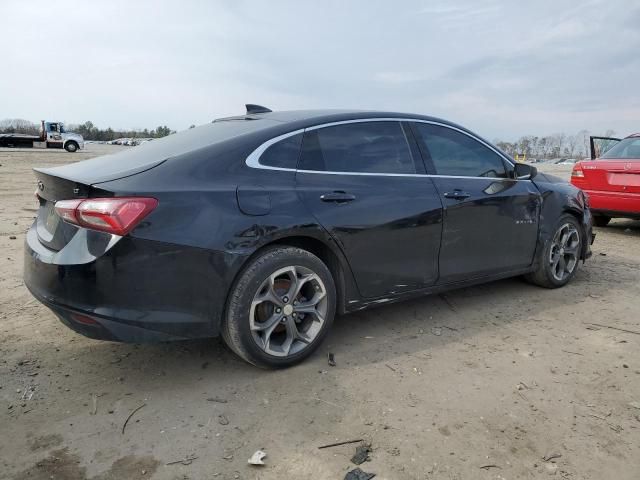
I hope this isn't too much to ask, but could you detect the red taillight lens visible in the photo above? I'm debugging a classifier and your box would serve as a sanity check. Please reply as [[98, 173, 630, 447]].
[[571, 167, 584, 177], [54, 199, 83, 223], [54, 197, 158, 236], [70, 313, 100, 325]]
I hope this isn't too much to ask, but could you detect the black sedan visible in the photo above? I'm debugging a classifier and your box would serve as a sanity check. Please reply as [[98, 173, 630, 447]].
[[24, 106, 594, 368]]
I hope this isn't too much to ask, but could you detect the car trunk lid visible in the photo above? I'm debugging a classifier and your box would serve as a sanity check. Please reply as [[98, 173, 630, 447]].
[[580, 159, 640, 193], [30, 129, 193, 252], [33, 170, 114, 251]]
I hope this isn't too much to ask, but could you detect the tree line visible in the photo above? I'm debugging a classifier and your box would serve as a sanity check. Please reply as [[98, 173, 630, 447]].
[[70, 121, 175, 141], [0, 119, 176, 141], [494, 130, 616, 160]]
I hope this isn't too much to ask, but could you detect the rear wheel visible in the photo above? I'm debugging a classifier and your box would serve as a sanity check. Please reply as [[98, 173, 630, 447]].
[[64, 141, 78, 152], [525, 214, 583, 288], [222, 246, 336, 368], [593, 215, 611, 227]]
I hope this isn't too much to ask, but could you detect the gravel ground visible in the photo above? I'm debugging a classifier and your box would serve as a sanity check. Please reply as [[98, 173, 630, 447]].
[[1, 145, 639, 479]]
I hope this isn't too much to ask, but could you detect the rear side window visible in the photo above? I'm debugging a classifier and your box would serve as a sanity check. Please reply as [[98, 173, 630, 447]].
[[260, 133, 303, 169], [299, 121, 416, 174], [413, 123, 508, 178]]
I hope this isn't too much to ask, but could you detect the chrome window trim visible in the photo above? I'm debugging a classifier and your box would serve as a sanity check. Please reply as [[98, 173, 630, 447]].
[[401, 119, 515, 168], [245, 128, 305, 171], [245, 117, 519, 178]]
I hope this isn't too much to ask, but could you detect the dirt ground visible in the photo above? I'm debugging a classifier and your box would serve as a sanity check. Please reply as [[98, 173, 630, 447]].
[[1, 145, 639, 480]]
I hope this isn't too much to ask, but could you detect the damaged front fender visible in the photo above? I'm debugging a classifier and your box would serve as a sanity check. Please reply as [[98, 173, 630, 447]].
[[533, 172, 594, 261]]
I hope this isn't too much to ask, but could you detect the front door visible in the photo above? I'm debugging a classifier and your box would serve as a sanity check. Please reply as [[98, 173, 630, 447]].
[[295, 120, 443, 299], [46, 122, 63, 148], [410, 122, 540, 283]]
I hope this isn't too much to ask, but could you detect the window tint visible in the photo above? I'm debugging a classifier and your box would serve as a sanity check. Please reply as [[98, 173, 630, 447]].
[[299, 121, 415, 174], [413, 123, 508, 178], [259, 133, 303, 169]]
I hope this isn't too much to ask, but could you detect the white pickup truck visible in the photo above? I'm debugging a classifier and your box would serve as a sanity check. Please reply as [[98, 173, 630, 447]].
[[0, 120, 84, 152]]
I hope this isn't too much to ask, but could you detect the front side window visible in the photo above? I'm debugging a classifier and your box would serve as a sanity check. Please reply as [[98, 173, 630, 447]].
[[601, 137, 640, 160], [259, 133, 303, 169], [413, 123, 508, 178], [299, 121, 416, 174]]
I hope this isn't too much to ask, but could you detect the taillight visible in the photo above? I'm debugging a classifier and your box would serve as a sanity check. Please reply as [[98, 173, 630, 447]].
[[571, 166, 584, 177], [54, 197, 158, 236]]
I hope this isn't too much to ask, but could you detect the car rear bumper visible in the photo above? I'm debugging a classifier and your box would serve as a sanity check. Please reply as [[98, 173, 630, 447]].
[[585, 189, 640, 217], [23, 224, 238, 342]]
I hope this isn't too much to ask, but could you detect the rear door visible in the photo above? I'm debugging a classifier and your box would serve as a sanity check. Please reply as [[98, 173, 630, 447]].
[[409, 122, 541, 284], [295, 120, 443, 299]]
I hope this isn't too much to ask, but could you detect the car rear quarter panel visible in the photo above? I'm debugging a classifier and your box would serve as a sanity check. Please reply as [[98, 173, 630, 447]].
[[95, 144, 358, 332]]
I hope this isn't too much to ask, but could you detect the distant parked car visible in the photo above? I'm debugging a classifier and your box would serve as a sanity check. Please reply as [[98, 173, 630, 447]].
[[571, 134, 640, 226], [24, 106, 594, 368]]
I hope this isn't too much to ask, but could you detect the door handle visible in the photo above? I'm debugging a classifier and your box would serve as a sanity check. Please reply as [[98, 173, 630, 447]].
[[320, 191, 356, 203], [443, 191, 471, 200]]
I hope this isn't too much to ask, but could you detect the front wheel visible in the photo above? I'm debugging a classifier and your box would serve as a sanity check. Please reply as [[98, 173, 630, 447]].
[[222, 246, 336, 368], [525, 214, 583, 288], [64, 141, 78, 152]]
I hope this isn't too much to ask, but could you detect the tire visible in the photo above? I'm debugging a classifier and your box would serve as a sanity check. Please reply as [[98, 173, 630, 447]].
[[593, 215, 611, 227], [525, 214, 583, 288], [64, 141, 78, 152], [222, 246, 336, 368]]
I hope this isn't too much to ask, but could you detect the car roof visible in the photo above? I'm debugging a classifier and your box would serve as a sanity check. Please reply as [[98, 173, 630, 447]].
[[214, 108, 461, 130], [210, 108, 507, 161]]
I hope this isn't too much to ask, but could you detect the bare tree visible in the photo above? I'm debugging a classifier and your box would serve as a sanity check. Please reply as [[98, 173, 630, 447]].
[[0, 118, 38, 134], [565, 134, 579, 158]]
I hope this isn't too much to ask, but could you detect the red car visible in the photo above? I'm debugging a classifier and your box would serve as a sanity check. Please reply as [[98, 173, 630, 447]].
[[571, 133, 640, 226]]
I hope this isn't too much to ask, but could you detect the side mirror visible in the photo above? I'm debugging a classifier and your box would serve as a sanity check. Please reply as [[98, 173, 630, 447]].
[[514, 163, 537, 180]]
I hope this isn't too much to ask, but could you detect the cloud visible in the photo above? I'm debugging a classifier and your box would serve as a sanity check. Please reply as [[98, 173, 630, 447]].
[[0, 0, 638, 139]]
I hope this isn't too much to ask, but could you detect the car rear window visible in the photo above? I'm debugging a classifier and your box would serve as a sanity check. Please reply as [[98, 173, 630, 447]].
[[39, 118, 283, 185], [602, 137, 640, 159], [298, 121, 416, 174]]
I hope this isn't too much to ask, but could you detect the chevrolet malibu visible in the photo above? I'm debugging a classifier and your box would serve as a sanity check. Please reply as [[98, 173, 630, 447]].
[[24, 106, 593, 368]]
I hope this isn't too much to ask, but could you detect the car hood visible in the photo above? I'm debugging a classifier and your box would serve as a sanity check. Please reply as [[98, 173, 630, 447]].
[[65, 132, 84, 141], [532, 171, 566, 184]]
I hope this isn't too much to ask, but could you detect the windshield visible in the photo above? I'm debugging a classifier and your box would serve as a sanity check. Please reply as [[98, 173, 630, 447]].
[[601, 137, 640, 159], [59, 124, 66, 133]]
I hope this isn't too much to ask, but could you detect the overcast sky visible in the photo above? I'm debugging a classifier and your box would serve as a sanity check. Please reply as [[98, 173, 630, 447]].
[[1, 0, 638, 140]]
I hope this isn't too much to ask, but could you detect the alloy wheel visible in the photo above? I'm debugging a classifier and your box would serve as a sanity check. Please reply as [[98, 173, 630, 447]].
[[250, 265, 328, 357], [549, 223, 580, 282]]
